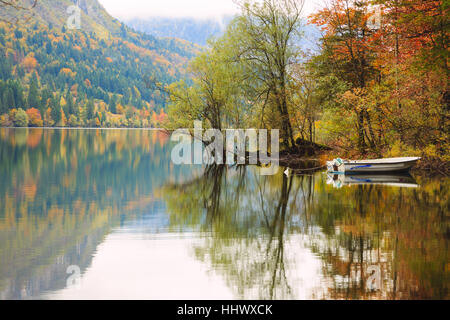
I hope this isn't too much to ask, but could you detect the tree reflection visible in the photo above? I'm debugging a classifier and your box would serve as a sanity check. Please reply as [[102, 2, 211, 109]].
[[1, 128, 446, 300], [0, 128, 188, 299], [163, 166, 449, 300], [164, 165, 303, 299], [304, 177, 449, 300]]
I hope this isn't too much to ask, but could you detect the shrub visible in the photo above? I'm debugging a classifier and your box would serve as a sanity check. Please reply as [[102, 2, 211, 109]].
[[68, 114, 79, 127], [14, 108, 29, 127]]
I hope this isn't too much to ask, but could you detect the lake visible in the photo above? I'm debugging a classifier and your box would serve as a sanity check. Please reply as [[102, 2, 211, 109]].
[[0, 128, 448, 300]]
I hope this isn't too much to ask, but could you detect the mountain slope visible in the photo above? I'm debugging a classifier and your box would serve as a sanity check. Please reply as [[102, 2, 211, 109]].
[[2, 0, 122, 38], [0, 0, 201, 128]]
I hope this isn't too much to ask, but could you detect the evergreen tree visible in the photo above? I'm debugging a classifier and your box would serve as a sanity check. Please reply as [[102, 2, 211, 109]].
[[66, 91, 76, 115], [109, 94, 117, 114], [0, 93, 5, 114], [11, 81, 24, 107], [51, 95, 61, 125], [123, 88, 131, 105], [27, 73, 40, 109], [86, 99, 95, 121], [45, 42, 52, 54], [40, 88, 52, 116], [3, 88, 15, 110]]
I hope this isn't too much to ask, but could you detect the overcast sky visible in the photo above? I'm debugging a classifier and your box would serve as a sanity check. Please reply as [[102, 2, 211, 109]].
[[98, 0, 322, 20]]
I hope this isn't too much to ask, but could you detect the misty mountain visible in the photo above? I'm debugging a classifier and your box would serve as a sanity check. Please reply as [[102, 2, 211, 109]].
[[124, 16, 235, 46], [124, 15, 321, 51]]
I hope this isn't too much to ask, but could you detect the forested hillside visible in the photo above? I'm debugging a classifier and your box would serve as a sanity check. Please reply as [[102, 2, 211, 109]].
[[0, 0, 200, 128]]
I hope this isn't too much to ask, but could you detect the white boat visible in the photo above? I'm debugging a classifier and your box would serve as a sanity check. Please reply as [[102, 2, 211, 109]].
[[327, 157, 421, 173], [326, 173, 419, 188]]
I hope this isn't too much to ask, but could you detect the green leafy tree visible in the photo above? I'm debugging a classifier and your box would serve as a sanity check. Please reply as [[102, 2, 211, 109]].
[[14, 108, 29, 127], [226, 0, 305, 149]]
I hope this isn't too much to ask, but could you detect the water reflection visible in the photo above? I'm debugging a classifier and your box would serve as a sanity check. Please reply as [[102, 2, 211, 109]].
[[327, 173, 419, 189], [0, 128, 448, 300], [0, 128, 199, 299], [163, 165, 449, 300]]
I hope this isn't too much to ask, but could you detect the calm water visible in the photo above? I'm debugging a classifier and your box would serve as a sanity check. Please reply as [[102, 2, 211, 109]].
[[0, 128, 448, 300]]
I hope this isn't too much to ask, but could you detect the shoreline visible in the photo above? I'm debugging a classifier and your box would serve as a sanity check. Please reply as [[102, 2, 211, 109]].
[[0, 126, 166, 131], [2, 127, 447, 176]]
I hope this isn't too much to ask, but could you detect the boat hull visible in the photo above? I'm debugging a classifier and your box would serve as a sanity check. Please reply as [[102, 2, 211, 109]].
[[327, 157, 420, 173]]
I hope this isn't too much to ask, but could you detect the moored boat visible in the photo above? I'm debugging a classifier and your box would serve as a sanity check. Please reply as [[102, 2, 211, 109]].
[[327, 157, 421, 173]]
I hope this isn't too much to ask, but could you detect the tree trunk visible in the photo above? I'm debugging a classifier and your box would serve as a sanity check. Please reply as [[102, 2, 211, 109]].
[[357, 110, 366, 153]]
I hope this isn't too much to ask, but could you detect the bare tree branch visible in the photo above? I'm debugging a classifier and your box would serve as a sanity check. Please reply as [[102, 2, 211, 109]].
[[0, 0, 37, 24]]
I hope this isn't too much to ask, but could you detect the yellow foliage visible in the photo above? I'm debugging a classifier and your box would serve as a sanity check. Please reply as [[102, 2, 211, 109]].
[[60, 68, 76, 78], [116, 104, 125, 115], [22, 54, 38, 72]]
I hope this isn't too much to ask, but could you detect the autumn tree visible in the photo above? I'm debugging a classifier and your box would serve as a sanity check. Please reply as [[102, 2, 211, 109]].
[[310, 0, 381, 152], [22, 54, 38, 73], [26, 107, 43, 127], [373, 0, 449, 156]]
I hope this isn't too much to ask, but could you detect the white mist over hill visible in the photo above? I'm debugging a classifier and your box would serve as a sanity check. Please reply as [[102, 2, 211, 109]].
[[98, 0, 240, 20], [99, 0, 322, 46], [98, 0, 321, 20], [124, 16, 234, 46]]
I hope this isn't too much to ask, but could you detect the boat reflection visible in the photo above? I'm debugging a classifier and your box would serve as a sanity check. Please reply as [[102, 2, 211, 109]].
[[327, 173, 419, 188]]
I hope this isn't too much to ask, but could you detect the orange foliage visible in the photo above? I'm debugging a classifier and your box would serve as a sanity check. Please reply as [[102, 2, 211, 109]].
[[70, 84, 78, 96], [116, 104, 125, 115], [26, 108, 43, 127], [151, 112, 158, 124], [22, 54, 38, 72], [26, 129, 43, 148], [122, 41, 171, 67], [60, 68, 76, 78], [158, 109, 168, 123]]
